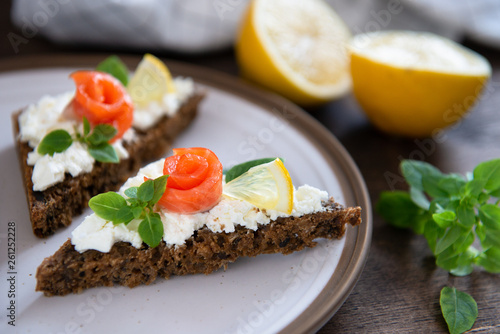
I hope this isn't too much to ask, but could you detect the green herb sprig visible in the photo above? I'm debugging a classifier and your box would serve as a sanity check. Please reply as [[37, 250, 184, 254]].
[[89, 175, 168, 248], [377, 159, 500, 276], [96, 55, 129, 86], [38, 117, 119, 163], [440, 287, 478, 334]]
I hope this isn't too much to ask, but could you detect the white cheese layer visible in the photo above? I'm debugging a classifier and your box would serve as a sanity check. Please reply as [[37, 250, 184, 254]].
[[18, 77, 194, 191], [71, 160, 329, 253]]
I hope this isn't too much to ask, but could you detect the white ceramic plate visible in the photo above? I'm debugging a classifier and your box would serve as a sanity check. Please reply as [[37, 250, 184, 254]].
[[0, 56, 371, 334]]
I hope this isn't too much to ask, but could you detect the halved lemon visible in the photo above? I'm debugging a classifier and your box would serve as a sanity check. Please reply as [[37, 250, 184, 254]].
[[223, 158, 293, 214], [127, 54, 176, 108], [350, 31, 491, 137], [235, 0, 351, 106]]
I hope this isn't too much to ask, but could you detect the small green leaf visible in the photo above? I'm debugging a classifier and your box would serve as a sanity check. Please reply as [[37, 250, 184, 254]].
[[225, 158, 283, 183], [401, 160, 443, 191], [86, 124, 117, 146], [464, 179, 486, 197], [124, 187, 138, 199], [138, 179, 155, 202], [88, 143, 119, 163], [456, 202, 475, 228], [83, 117, 91, 136], [476, 247, 500, 273], [424, 218, 444, 253], [138, 212, 164, 248], [440, 287, 478, 334], [114, 206, 134, 224], [151, 175, 168, 204], [478, 204, 500, 230], [490, 188, 500, 198], [410, 187, 430, 209], [435, 225, 463, 255], [438, 174, 466, 198], [89, 192, 128, 221], [433, 211, 456, 229], [422, 174, 449, 198], [131, 206, 144, 219], [473, 158, 500, 192], [38, 129, 73, 156], [96, 55, 129, 86], [377, 191, 423, 229], [436, 247, 460, 271]]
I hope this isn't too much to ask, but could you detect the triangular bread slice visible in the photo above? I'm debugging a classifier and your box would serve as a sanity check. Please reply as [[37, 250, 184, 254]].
[[36, 199, 361, 296], [13, 93, 204, 238]]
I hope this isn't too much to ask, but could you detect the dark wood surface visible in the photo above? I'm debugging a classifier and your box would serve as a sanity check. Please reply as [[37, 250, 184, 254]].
[[1, 1, 499, 333]]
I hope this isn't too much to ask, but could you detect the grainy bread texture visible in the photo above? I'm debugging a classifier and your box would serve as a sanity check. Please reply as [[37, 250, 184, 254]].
[[13, 93, 204, 238], [36, 200, 361, 296]]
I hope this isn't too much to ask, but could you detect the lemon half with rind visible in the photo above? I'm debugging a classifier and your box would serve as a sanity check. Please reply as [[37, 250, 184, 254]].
[[350, 31, 491, 137], [236, 0, 351, 106], [127, 54, 176, 108], [223, 158, 293, 214]]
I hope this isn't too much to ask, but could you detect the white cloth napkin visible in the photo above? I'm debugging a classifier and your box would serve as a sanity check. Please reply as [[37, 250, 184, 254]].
[[10, 0, 500, 53]]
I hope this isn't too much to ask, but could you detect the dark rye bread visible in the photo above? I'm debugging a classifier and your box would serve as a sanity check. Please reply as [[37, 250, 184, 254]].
[[13, 93, 204, 238], [36, 199, 361, 296]]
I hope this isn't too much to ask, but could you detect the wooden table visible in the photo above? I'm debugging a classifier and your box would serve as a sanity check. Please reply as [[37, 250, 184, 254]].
[[1, 2, 499, 333]]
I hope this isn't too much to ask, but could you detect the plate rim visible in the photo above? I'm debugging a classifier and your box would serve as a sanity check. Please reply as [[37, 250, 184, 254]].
[[0, 54, 372, 334]]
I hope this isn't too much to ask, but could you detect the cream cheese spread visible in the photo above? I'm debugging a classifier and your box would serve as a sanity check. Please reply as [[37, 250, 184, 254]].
[[71, 159, 329, 253], [18, 77, 195, 191]]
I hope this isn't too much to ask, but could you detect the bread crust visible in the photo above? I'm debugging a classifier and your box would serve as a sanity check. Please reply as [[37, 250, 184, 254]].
[[36, 200, 361, 296], [13, 93, 204, 238]]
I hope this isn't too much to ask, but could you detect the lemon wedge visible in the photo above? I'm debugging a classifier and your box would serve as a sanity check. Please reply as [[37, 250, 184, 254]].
[[235, 0, 351, 106], [223, 158, 293, 214], [127, 54, 176, 108], [350, 31, 491, 137]]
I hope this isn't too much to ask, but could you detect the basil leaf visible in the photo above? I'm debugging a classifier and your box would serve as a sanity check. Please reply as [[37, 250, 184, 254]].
[[422, 174, 449, 198], [225, 158, 283, 183], [435, 225, 463, 255], [88, 143, 119, 163], [96, 55, 129, 86], [432, 211, 456, 229], [89, 192, 127, 221], [86, 124, 117, 146], [137, 178, 155, 202], [490, 188, 500, 198], [456, 202, 475, 228], [424, 218, 444, 253], [124, 187, 138, 199], [476, 247, 500, 273], [436, 247, 460, 271], [38, 129, 73, 156], [138, 212, 164, 248], [478, 204, 500, 230], [440, 287, 478, 334], [438, 174, 466, 197], [401, 160, 443, 191], [464, 179, 486, 197], [83, 117, 91, 136], [151, 175, 168, 204], [450, 248, 477, 276], [473, 158, 500, 192], [376, 191, 422, 229], [131, 206, 144, 219], [410, 187, 430, 210], [114, 206, 134, 225]]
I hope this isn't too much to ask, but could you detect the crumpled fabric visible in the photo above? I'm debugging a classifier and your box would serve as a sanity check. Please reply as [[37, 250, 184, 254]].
[[10, 0, 500, 54]]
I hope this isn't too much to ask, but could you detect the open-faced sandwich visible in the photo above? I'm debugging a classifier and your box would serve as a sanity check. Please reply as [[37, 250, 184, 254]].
[[12, 55, 204, 237], [36, 147, 362, 296]]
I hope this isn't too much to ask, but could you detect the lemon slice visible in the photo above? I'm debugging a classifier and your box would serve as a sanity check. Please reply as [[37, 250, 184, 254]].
[[223, 158, 293, 214], [350, 31, 491, 137], [236, 0, 351, 106], [127, 54, 176, 108]]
